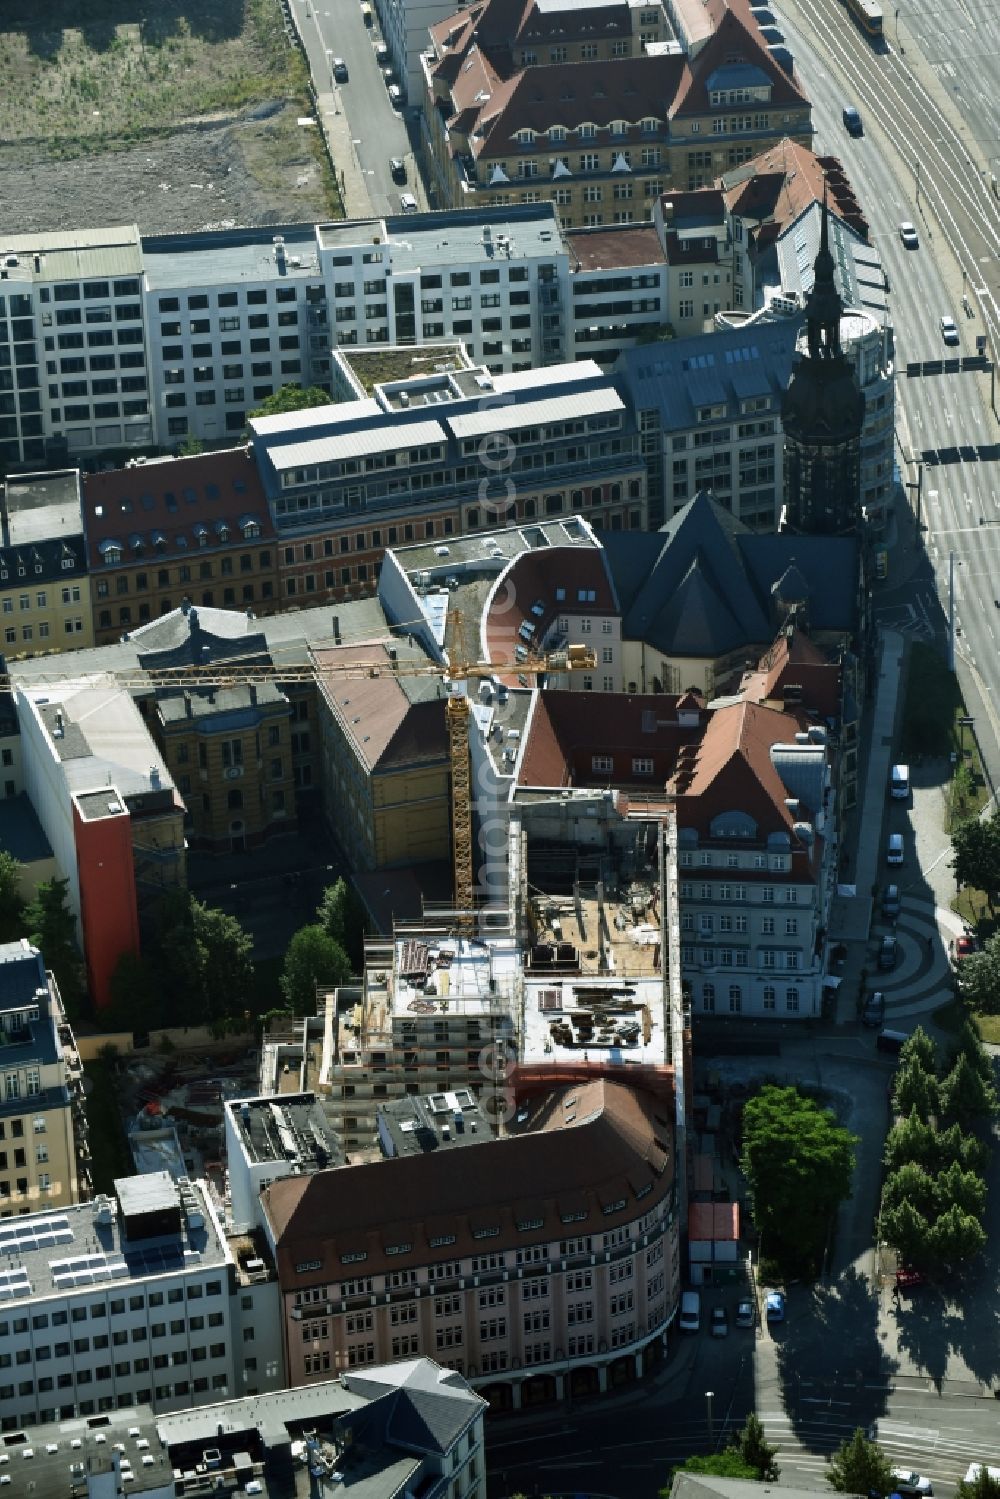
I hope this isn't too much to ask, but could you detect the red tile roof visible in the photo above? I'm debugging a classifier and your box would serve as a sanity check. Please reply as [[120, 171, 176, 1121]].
[[313, 644, 448, 773], [518, 690, 702, 788], [263, 1078, 673, 1281], [83, 448, 273, 571], [669, 3, 809, 119], [669, 698, 805, 835], [740, 627, 841, 720]]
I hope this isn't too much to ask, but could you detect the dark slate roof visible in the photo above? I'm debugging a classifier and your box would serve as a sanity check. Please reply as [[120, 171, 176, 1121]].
[[0, 943, 46, 1008], [598, 492, 859, 658], [341, 1359, 484, 1455], [740, 534, 859, 630]]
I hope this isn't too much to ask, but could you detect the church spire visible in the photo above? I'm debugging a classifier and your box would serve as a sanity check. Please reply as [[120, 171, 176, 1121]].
[[805, 184, 844, 360]]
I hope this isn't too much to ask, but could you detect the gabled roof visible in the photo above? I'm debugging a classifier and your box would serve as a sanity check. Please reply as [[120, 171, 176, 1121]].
[[343, 1359, 485, 1455], [670, 2, 809, 119], [671, 697, 806, 834], [313, 642, 448, 774], [739, 534, 858, 631]]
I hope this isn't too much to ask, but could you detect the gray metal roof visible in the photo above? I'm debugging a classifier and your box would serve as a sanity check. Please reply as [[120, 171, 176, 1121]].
[[447, 387, 623, 438], [616, 319, 798, 429], [143, 223, 321, 289], [272, 416, 446, 469], [774, 201, 888, 325]]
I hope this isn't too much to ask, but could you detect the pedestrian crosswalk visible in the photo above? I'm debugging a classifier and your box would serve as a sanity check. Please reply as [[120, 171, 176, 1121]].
[[758, 1409, 1000, 1492]]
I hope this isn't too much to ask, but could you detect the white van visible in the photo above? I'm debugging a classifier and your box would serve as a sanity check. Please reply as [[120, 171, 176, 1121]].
[[890, 764, 910, 799], [679, 1290, 701, 1333]]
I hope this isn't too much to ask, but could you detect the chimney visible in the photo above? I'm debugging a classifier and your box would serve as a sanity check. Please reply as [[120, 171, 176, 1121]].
[[189, 606, 199, 635], [332, 614, 342, 645], [150, 766, 161, 791]]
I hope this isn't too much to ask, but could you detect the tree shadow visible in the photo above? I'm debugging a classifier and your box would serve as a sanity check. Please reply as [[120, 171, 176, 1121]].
[[773, 1267, 898, 1447]]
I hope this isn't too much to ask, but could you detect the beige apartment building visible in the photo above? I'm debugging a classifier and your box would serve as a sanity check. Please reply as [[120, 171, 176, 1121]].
[[0, 939, 90, 1213]]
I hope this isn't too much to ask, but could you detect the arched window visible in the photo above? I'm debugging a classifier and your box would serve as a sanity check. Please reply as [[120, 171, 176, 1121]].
[[702, 983, 715, 1012], [728, 985, 742, 1013]]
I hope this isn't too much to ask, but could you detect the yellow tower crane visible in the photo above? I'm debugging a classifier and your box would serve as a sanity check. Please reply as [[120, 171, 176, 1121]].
[[2, 618, 596, 914]]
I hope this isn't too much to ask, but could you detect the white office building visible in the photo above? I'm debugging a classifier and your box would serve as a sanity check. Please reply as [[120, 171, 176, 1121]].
[[0, 1173, 237, 1432]]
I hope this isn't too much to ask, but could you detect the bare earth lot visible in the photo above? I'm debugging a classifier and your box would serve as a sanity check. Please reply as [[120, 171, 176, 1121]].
[[0, 0, 340, 234]]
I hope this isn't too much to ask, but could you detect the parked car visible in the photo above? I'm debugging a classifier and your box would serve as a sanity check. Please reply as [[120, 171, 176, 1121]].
[[399, 191, 418, 213], [895, 1266, 926, 1291], [955, 932, 980, 961], [843, 104, 863, 135], [388, 83, 403, 107], [863, 990, 886, 1028], [878, 936, 898, 971], [887, 832, 904, 865], [882, 884, 901, 919], [940, 315, 960, 345], [711, 1306, 729, 1338], [899, 222, 919, 249], [332, 56, 348, 82], [735, 1300, 755, 1328], [389, 157, 407, 183], [376, 42, 390, 64], [891, 1470, 933, 1496], [679, 1291, 701, 1332], [765, 1291, 786, 1324]]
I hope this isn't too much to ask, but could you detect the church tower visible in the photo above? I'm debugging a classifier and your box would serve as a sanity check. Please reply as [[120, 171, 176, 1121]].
[[781, 192, 865, 535]]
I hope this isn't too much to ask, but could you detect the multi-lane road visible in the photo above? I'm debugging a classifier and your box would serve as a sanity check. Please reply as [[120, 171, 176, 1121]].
[[777, 0, 1000, 766]]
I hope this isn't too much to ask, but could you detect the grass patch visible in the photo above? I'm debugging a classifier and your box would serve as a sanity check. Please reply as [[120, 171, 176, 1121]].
[[83, 1057, 133, 1193], [1, 0, 309, 151], [931, 992, 1000, 1044]]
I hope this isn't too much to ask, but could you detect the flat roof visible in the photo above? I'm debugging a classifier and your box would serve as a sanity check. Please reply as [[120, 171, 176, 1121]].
[[0, 1177, 227, 1304], [382, 209, 565, 276], [115, 1170, 179, 1220], [3, 469, 82, 544], [388, 932, 522, 1018], [142, 224, 321, 289], [397, 516, 598, 575], [379, 1087, 494, 1157], [227, 1093, 342, 1170], [271, 416, 446, 469], [446, 387, 624, 439], [25, 678, 176, 804], [339, 342, 470, 394], [0, 1406, 165, 1499], [567, 224, 666, 273]]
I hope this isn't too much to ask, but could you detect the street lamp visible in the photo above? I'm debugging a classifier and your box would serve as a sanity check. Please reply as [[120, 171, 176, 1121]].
[[706, 1389, 715, 1444]]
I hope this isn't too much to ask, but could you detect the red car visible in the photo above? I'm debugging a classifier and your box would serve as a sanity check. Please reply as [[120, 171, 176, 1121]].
[[954, 933, 980, 962], [895, 1267, 926, 1291]]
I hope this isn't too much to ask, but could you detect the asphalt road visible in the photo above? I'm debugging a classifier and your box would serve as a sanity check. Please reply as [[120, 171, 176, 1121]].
[[777, 0, 1000, 779], [290, 0, 416, 216]]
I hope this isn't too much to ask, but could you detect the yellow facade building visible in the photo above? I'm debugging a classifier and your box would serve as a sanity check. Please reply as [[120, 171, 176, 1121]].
[[314, 641, 450, 872], [0, 470, 93, 660]]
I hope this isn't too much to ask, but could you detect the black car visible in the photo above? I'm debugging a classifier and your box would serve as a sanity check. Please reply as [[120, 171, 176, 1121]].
[[843, 104, 863, 136], [882, 884, 901, 919], [863, 990, 886, 1028], [877, 936, 898, 971], [390, 157, 407, 183]]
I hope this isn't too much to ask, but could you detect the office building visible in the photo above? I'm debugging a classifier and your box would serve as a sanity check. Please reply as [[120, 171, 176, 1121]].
[[0, 1172, 237, 1431], [262, 1076, 678, 1408], [0, 939, 90, 1214]]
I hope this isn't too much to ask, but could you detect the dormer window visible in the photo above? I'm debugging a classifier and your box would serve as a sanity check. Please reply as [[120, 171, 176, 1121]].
[[515, 127, 536, 145], [100, 541, 124, 566], [579, 122, 596, 139], [641, 116, 658, 133], [610, 119, 627, 136], [241, 520, 260, 540], [549, 125, 567, 143]]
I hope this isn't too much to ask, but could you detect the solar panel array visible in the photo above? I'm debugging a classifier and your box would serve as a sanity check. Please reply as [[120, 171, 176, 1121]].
[[0, 1213, 72, 1255], [0, 1267, 31, 1301], [50, 1252, 129, 1289]]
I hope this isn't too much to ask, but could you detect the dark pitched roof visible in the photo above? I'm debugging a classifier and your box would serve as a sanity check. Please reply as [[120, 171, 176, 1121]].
[[600, 492, 771, 656], [739, 534, 858, 631]]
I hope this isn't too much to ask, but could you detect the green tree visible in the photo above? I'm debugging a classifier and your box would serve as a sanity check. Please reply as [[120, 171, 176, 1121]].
[[900, 1025, 938, 1074], [0, 850, 25, 942], [957, 937, 1000, 1014], [951, 813, 1000, 897], [882, 1161, 936, 1221], [191, 898, 255, 1024], [317, 877, 366, 968], [950, 762, 976, 823], [949, 1020, 994, 1087], [741, 1085, 857, 1273], [939, 1051, 997, 1128], [827, 1428, 894, 1495], [957, 1467, 1000, 1499], [735, 1413, 780, 1481], [881, 1195, 931, 1268], [884, 1109, 938, 1173], [280, 924, 351, 1013], [934, 1159, 987, 1221], [178, 434, 204, 456], [25, 875, 84, 1015], [893, 1058, 939, 1121], [927, 1201, 986, 1267], [248, 384, 332, 420], [937, 1121, 989, 1175]]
